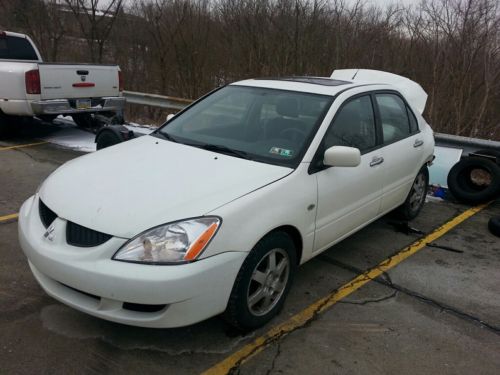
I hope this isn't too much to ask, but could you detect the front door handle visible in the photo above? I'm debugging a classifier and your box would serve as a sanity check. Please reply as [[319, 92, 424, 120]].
[[370, 156, 384, 167], [414, 139, 424, 148]]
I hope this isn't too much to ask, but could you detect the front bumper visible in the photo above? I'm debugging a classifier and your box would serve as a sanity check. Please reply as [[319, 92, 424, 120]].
[[18, 196, 246, 328], [31, 97, 126, 115]]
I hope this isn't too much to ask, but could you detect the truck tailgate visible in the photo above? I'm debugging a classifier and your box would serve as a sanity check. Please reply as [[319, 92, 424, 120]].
[[39, 64, 120, 100]]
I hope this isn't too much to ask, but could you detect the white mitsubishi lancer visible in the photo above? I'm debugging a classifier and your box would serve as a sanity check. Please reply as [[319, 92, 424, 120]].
[[18, 70, 434, 330]]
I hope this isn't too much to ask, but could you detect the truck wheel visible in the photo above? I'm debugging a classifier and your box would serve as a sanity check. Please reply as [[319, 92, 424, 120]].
[[0, 111, 13, 138], [38, 115, 58, 123], [447, 157, 500, 204], [224, 232, 297, 330], [72, 114, 93, 128]]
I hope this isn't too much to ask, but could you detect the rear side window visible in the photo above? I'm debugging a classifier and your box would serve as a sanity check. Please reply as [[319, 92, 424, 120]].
[[323, 95, 377, 153], [375, 94, 411, 143], [0, 36, 38, 60], [407, 107, 419, 133]]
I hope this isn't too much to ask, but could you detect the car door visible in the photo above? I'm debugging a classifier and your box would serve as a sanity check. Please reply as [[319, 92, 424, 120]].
[[313, 94, 385, 254], [373, 92, 425, 213]]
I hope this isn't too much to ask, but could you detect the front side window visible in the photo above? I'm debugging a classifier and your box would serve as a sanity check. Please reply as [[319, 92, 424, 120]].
[[323, 95, 377, 153], [158, 86, 333, 167], [375, 94, 411, 143]]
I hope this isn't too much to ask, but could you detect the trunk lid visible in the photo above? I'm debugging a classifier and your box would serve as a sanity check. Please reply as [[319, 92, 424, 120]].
[[331, 69, 428, 114]]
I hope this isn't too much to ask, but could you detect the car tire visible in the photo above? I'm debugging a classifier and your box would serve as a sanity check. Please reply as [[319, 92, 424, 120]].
[[488, 216, 500, 237], [224, 231, 297, 330], [72, 113, 94, 128], [397, 166, 429, 220], [447, 157, 500, 204], [96, 129, 124, 150]]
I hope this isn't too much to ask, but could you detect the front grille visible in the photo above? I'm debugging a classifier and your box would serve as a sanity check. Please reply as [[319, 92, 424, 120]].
[[66, 221, 112, 247], [39, 199, 57, 228]]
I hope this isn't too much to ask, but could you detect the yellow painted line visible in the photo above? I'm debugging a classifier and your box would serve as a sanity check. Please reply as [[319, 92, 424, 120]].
[[0, 213, 19, 223], [0, 141, 48, 152], [202, 202, 489, 375]]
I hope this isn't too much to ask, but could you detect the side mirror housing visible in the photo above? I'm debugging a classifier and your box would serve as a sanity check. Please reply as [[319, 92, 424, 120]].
[[323, 146, 361, 167], [166, 113, 175, 122]]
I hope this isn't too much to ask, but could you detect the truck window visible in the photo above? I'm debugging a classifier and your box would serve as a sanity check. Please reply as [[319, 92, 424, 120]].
[[0, 36, 38, 60]]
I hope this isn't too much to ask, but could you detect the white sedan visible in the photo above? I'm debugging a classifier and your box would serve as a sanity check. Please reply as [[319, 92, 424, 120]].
[[18, 69, 434, 330]]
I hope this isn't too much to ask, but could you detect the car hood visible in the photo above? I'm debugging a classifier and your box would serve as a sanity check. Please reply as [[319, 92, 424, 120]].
[[39, 135, 292, 238]]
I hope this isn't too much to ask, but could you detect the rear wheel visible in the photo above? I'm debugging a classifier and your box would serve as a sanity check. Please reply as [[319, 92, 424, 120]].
[[0, 111, 15, 138], [224, 232, 297, 330], [72, 113, 93, 128], [397, 166, 429, 220]]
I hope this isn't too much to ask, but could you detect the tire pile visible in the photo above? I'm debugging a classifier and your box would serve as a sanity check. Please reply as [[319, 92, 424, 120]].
[[447, 149, 500, 238]]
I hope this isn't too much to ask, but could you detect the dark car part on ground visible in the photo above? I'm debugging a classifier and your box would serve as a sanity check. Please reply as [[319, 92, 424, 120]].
[[469, 149, 500, 165], [488, 216, 500, 237], [447, 156, 500, 204], [95, 124, 135, 150]]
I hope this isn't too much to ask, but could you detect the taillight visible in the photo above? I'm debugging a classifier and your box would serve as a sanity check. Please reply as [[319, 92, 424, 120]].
[[25, 69, 41, 94], [118, 70, 124, 92]]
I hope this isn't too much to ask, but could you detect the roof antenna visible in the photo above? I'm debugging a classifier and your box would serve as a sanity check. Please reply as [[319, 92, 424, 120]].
[[352, 69, 359, 80]]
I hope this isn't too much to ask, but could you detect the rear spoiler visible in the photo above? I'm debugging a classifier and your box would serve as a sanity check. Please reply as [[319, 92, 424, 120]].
[[331, 69, 427, 114]]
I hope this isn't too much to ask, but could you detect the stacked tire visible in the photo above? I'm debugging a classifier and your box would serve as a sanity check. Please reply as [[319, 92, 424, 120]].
[[447, 151, 500, 238], [447, 152, 500, 204]]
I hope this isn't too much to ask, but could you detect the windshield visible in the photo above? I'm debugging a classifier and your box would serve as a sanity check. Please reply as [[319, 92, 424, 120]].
[[158, 85, 333, 167]]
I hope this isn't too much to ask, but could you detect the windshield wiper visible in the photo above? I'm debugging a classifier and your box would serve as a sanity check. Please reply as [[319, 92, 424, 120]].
[[153, 131, 178, 143], [198, 144, 251, 160]]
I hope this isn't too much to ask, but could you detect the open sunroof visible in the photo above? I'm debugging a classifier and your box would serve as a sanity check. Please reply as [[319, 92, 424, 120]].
[[256, 77, 351, 86]]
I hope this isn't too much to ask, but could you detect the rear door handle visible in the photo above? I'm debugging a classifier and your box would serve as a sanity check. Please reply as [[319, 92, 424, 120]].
[[370, 156, 384, 167], [414, 139, 424, 148]]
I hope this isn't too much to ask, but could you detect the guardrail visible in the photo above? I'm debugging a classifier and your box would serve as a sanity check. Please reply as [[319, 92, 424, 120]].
[[123, 90, 192, 111], [434, 133, 500, 155], [122, 90, 500, 153]]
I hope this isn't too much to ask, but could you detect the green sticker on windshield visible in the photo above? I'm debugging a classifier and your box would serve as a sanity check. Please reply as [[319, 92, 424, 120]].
[[270, 147, 294, 157]]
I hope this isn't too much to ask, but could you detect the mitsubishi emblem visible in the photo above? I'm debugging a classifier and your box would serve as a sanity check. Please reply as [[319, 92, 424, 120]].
[[44, 224, 55, 241]]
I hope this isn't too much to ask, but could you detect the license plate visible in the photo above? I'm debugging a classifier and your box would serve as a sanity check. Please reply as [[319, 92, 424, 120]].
[[76, 99, 91, 110]]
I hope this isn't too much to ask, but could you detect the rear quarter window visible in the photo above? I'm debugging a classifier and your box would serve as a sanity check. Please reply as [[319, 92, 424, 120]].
[[0, 36, 38, 60]]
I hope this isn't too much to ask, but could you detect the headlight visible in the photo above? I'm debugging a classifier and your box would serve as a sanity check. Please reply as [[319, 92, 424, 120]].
[[112, 217, 221, 264]]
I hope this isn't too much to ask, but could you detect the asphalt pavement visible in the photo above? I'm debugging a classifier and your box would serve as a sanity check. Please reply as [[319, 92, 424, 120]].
[[1, 130, 499, 375]]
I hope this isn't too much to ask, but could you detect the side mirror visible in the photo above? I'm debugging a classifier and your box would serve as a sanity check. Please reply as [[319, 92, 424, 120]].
[[323, 146, 361, 167], [166, 113, 175, 122]]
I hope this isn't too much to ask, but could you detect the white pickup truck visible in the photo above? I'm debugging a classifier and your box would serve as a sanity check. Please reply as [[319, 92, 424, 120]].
[[0, 30, 125, 135]]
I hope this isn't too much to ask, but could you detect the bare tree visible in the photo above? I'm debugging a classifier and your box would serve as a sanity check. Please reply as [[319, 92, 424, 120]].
[[63, 0, 124, 63]]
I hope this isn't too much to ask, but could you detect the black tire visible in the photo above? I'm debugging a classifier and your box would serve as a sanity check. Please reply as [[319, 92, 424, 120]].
[[224, 232, 297, 330], [38, 114, 58, 123], [72, 113, 94, 128], [0, 111, 10, 138], [0, 111, 20, 138], [488, 216, 500, 237], [397, 166, 429, 220], [447, 157, 500, 204], [96, 129, 123, 150]]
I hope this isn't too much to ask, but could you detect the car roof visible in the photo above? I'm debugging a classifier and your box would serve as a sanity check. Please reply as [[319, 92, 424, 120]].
[[232, 77, 371, 97]]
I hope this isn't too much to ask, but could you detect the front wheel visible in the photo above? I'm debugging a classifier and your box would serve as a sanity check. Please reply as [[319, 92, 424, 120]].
[[224, 232, 297, 330], [397, 166, 429, 220]]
